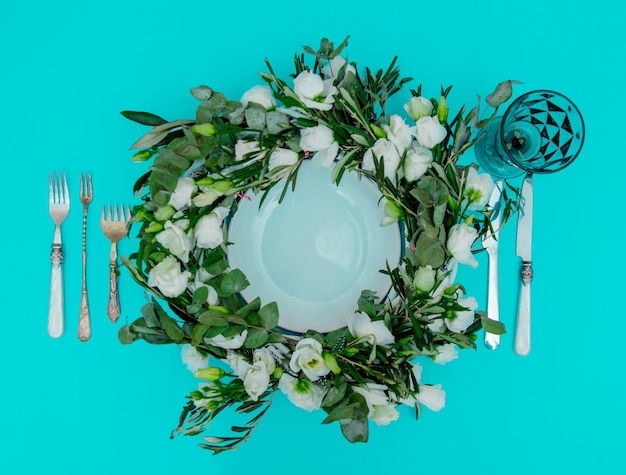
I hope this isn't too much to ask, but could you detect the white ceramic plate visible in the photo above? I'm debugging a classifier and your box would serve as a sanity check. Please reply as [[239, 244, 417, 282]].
[[227, 161, 402, 333]]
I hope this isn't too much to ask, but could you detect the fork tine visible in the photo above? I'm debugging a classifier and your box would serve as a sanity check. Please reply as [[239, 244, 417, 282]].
[[48, 172, 54, 204], [62, 172, 69, 204]]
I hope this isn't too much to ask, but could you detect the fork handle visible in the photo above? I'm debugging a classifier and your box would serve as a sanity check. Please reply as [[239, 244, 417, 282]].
[[107, 262, 121, 322], [48, 244, 64, 338]]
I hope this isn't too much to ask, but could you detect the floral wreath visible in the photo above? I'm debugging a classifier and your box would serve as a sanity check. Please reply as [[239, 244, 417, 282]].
[[120, 37, 520, 454]]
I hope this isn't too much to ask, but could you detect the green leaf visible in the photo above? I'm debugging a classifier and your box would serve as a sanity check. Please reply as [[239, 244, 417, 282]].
[[414, 232, 446, 268], [197, 311, 228, 327], [221, 269, 250, 294], [480, 315, 506, 335], [191, 323, 210, 346], [192, 286, 209, 304], [258, 302, 279, 330], [121, 110, 167, 126], [244, 107, 266, 130], [190, 85, 213, 101], [243, 328, 269, 349], [159, 313, 185, 342], [486, 80, 522, 108], [411, 176, 449, 207], [118, 324, 137, 344]]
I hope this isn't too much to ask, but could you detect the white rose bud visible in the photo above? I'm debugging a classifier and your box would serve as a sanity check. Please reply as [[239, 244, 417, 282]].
[[404, 96, 433, 121]]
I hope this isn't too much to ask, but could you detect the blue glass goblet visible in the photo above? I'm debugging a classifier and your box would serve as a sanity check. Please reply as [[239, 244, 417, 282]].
[[474, 90, 585, 178]]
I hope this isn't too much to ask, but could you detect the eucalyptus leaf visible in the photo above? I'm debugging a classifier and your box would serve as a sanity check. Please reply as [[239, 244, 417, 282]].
[[245, 107, 266, 130], [258, 302, 279, 330], [190, 85, 213, 101], [243, 328, 269, 349], [118, 324, 137, 344], [414, 232, 446, 268], [159, 313, 185, 342], [486, 80, 521, 108], [221, 269, 250, 294]]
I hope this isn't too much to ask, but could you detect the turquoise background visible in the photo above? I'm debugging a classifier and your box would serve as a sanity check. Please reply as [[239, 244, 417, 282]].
[[1, 1, 623, 473]]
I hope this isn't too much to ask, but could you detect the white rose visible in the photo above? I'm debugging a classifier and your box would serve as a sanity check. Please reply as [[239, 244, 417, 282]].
[[168, 177, 197, 210], [268, 147, 299, 172], [147, 255, 191, 298], [234, 139, 265, 163], [240, 85, 276, 110], [445, 295, 478, 333], [293, 71, 337, 111], [155, 221, 192, 263], [415, 116, 447, 148], [321, 55, 355, 82], [289, 338, 330, 381], [403, 143, 432, 182], [404, 96, 433, 121], [300, 125, 339, 168], [224, 350, 251, 377], [362, 138, 401, 181], [205, 329, 248, 350], [352, 383, 400, 426], [464, 167, 495, 208], [243, 360, 271, 401], [433, 343, 459, 365], [346, 312, 395, 347], [447, 223, 479, 268], [278, 374, 326, 411], [416, 384, 446, 412], [253, 347, 276, 374], [383, 114, 412, 155], [181, 344, 208, 373], [194, 207, 229, 249], [300, 124, 334, 151]]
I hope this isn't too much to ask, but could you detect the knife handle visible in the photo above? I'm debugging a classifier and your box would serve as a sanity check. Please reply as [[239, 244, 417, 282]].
[[514, 261, 533, 356], [484, 250, 500, 350]]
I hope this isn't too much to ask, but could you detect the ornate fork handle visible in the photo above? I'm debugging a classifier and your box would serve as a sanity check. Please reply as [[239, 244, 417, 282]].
[[78, 205, 92, 341], [48, 243, 65, 338], [107, 247, 121, 322]]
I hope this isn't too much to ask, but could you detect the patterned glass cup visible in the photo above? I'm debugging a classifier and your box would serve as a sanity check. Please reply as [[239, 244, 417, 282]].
[[474, 90, 585, 178]]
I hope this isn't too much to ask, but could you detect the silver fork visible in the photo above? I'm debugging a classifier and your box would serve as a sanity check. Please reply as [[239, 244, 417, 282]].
[[78, 173, 93, 342], [48, 171, 70, 338], [100, 204, 131, 322]]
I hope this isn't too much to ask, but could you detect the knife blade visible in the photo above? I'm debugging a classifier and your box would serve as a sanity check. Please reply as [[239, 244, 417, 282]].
[[483, 180, 503, 350], [515, 173, 534, 356]]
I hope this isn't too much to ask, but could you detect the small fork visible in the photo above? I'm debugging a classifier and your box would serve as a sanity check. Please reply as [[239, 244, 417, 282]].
[[100, 204, 131, 322], [78, 173, 93, 341], [48, 171, 70, 338]]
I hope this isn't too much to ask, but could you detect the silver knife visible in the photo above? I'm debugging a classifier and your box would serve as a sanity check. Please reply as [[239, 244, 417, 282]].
[[483, 181, 503, 350], [515, 173, 534, 356]]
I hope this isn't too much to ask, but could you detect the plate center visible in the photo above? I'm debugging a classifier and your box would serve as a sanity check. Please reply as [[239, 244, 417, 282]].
[[226, 160, 401, 333], [261, 184, 366, 301]]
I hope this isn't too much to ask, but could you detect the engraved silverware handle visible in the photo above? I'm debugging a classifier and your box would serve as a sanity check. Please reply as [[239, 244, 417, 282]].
[[78, 291, 91, 341], [484, 249, 500, 350], [78, 236, 91, 341], [48, 244, 64, 338], [515, 261, 533, 356], [107, 261, 121, 322]]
